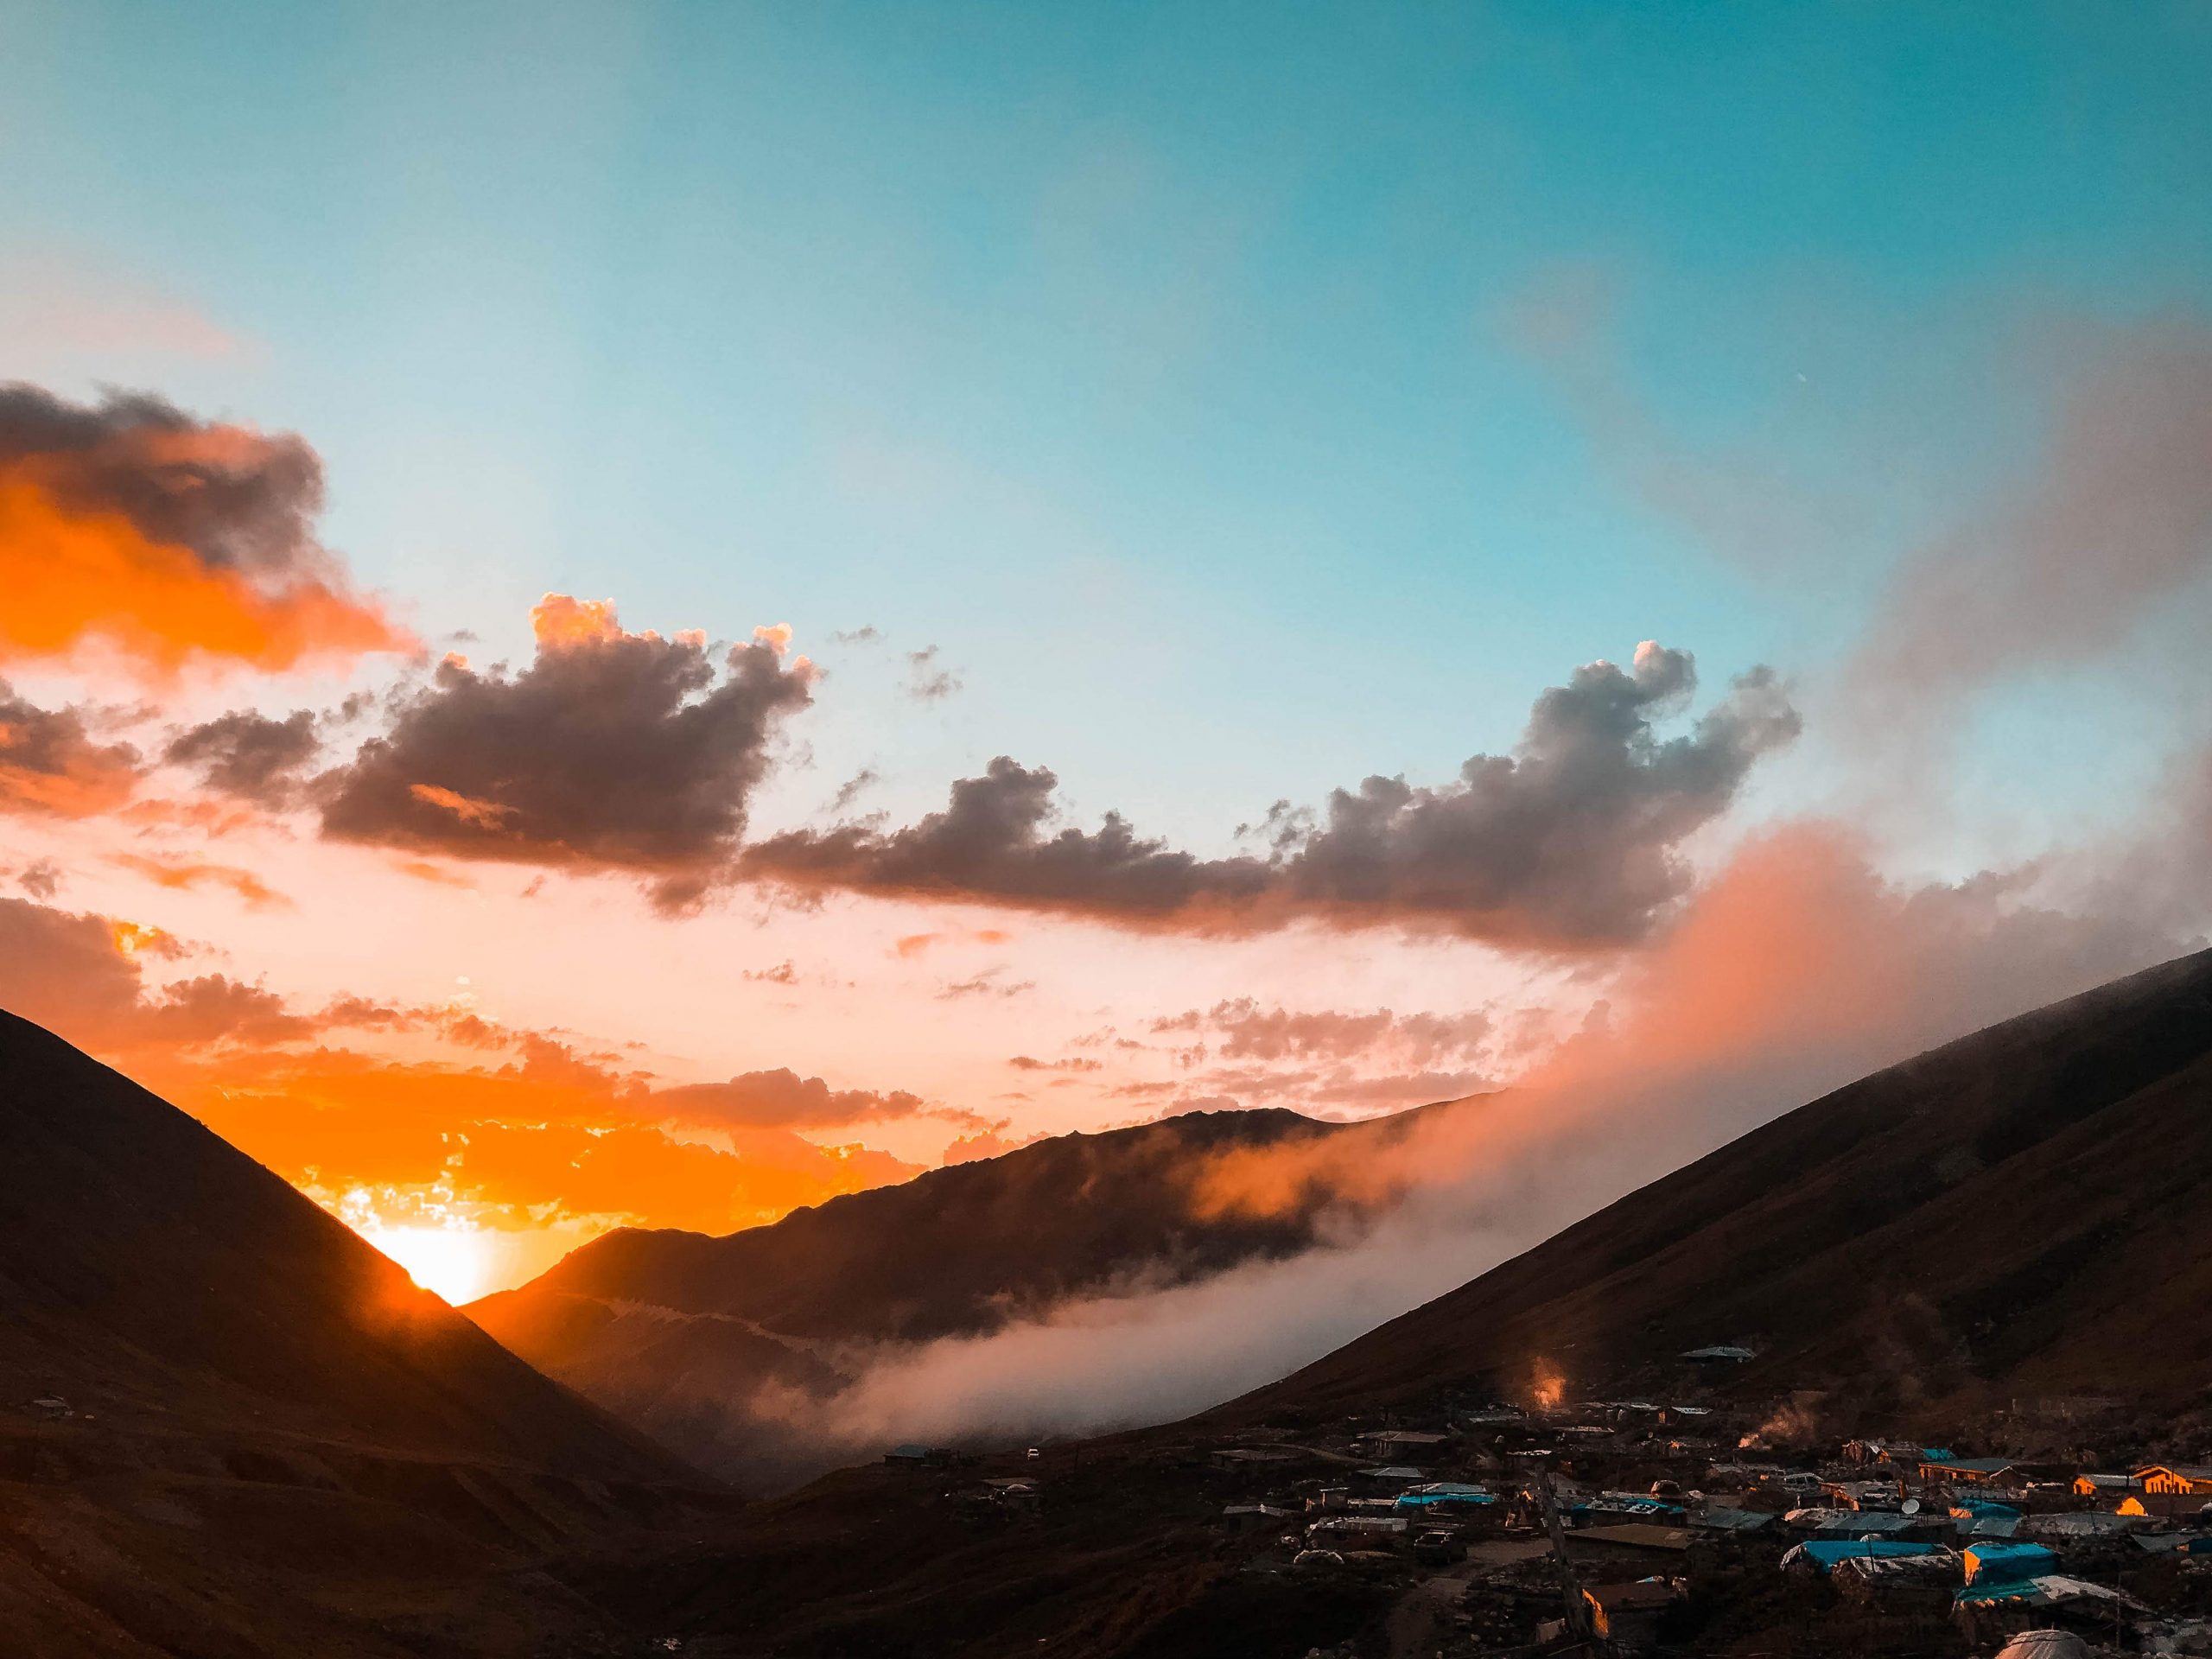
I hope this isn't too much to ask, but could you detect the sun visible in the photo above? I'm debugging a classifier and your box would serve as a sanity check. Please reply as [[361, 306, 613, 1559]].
[[360, 1223, 495, 1306]]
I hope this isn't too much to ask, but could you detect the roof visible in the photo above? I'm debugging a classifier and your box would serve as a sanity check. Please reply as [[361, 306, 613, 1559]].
[[1950, 1496, 2021, 1520], [1994, 1634, 2090, 1659], [2021, 1510, 2136, 1537], [1691, 1507, 1773, 1533], [1936, 1457, 2019, 1474], [1213, 1446, 1300, 1461], [2138, 1463, 2212, 1482], [1572, 1523, 1693, 1552], [1357, 1465, 1426, 1480], [1834, 1552, 1961, 1584], [1955, 1573, 2147, 1611], [1680, 1344, 1755, 1361], [1963, 1541, 2056, 1584], [1783, 1540, 1945, 1573], [2131, 1531, 2212, 1554], [1814, 1510, 1924, 1536], [1586, 1580, 1677, 1609], [1362, 1429, 1449, 1444]]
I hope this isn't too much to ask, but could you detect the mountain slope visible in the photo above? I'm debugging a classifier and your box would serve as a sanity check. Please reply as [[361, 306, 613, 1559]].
[[470, 1098, 1471, 1484], [1221, 945, 2212, 1425], [0, 1009, 719, 1656]]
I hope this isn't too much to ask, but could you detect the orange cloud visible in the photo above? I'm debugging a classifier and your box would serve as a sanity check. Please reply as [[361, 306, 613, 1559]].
[[0, 386, 410, 676], [408, 782, 516, 830], [0, 681, 142, 817], [106, 852, 295, 912], [531, 593, 626, 648], [1186, 821, 2172, 1222]]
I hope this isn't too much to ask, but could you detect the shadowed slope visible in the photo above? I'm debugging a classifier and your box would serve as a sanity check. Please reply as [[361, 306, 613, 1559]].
[[0, 1009, 721, 1657]]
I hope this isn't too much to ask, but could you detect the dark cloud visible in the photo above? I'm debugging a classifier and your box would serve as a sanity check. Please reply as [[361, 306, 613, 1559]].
[[0, 895, 302, 1052], [828, 766, 880, 813], [16, 858, 62, 899], [905, 645, 963, 702], [0, 383, 404, 671], [317, 596, 815, 911], [653, 1067, 931, 1131], [741, 644, 1798, 948], [1153, 1000, 1492, 1068], [937, 967, 1037, 1000], [0, 679, 142, 817], [163, 708, 320, 805]]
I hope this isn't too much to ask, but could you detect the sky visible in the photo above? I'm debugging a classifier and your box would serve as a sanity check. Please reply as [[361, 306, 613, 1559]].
[[1, 1, 2209, 1306]]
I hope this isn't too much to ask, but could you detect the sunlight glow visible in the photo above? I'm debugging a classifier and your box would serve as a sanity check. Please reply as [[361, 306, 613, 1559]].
[[359, 1223, 495, 1305]]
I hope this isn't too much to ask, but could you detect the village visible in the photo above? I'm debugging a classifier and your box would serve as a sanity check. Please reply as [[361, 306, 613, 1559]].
[[887, 1357, 2212, 1659]]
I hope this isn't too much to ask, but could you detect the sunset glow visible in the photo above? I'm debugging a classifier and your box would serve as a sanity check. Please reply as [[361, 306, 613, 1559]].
[[358, 1222, 497, 1307]]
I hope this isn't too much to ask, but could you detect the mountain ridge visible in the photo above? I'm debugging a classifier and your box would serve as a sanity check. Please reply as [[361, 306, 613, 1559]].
[[1211, 944, 2212, 1427]]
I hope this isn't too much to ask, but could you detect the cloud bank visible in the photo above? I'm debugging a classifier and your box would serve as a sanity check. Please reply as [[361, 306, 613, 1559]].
[[0, 384, 406, 674], [318, 596, 816, 910], [744, 643, 1798, 947]]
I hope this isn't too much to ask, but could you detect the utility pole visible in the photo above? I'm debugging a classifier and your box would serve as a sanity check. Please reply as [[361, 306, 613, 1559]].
[[1535, 1464, 1603, 1652]]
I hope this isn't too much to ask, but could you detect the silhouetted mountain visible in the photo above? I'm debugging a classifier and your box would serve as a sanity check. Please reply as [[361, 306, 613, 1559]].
[[470, 1100, 1469, 1486], [1218, 946, 2212, 1427], [0, 1011, 721, 1656]]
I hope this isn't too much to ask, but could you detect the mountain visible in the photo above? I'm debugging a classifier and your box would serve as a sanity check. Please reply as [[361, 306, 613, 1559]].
[[469, 1099, 1471, 1486], [495, 950, 2212, 1659], [0, 1010, 721, 1657], [1218, 945, 2212, 1427]]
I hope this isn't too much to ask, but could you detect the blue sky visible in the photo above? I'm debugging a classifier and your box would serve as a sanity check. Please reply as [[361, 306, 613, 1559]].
[[5, 0, 2210, 861]]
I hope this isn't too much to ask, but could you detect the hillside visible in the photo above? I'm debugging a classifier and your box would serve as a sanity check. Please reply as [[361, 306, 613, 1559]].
[[0, 1010, 721, 1657], [470, 1099, 1471, 1485], [1219, 945, 2212, 1427]]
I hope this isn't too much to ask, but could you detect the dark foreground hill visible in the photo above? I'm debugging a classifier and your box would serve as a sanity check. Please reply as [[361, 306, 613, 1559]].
[[0, 1011, 725, 1657], [470, 1100, 1469, 1487], [1220, 945, 2212, 1427]]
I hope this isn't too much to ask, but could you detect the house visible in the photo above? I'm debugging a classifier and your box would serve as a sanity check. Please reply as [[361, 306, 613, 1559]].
[[2137, 1463, 2212, 1496], [1823, 1478, 1904, 1510], [2073, 1471, 2141, 1497], [1845, 1438, 1921, 1466], [1963, 1541, 2056, 1586], [1924, 1456, 2026, 1485], [1359, 1428, 1450, 1452], [1220, 1503, 1294, 1535], [1352, 1465, 1427, 1494], [1411, 1528, 1466, 1566], [1833, 1550, 1961, 1616], [1209, 1446, 1302, 1474], [1690, 1507, 1774, 1535], [1569, 1523, 1694, 1557], [883, 1444, 931, 1465], [1680, 1344, 1755, 1363], [2018, 1511, 2136, 1541], [2115, 1491, 2209, 1519], [1306, 1515, 1408, 1541], [1583, 1580, 1678, 1649]]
